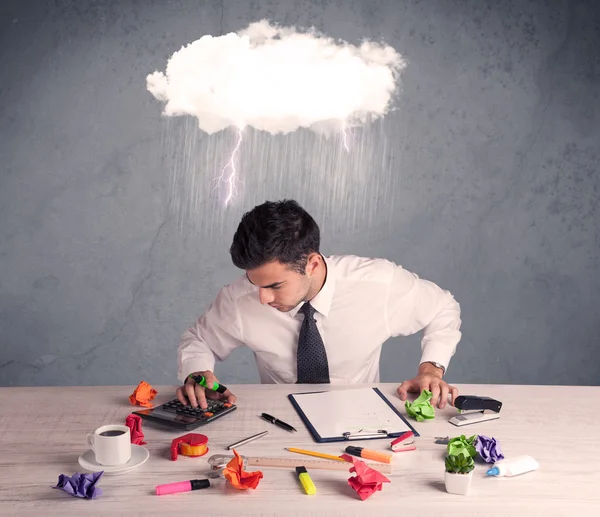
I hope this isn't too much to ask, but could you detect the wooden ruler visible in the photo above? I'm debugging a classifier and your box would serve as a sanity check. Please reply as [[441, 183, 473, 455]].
[[247, 456, 393, 474]]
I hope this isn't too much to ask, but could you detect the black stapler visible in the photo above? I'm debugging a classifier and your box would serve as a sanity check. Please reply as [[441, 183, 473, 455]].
[[449, 396, 502, 427]]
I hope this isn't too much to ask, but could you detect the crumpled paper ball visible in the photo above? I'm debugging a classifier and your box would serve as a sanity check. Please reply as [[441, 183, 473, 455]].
[[447, 434, 477, 458], [405, 389, 435, 422], [52, 471, 103, 499], [475, 434, 504, 463], [223, 449, 263, 490], [129, 381, 157, 408], [343, 455, 391, 501], [125, 413, 147, 445]]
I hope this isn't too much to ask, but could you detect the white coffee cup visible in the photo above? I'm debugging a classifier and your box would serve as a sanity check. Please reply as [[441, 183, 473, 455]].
[[86, 424, 132, 466]]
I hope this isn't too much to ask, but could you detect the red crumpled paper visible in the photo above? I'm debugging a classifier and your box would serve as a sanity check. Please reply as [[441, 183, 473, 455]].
[[342, 454, 391, 500], [128, 381, 157, 408], [223, 449, 263, 490], [125, 414, 147, 445]]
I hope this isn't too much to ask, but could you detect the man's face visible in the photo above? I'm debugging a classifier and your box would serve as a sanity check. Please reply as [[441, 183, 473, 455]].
[[246, 260, 313, 312]]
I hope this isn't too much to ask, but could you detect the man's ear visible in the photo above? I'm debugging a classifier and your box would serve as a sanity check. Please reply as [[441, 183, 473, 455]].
[[305, 253, 321, 276]]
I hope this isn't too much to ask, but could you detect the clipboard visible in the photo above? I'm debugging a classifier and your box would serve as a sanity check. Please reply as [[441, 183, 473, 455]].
[[288, 387, 420, 443]]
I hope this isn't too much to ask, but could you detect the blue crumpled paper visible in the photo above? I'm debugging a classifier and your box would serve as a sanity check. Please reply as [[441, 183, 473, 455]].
[[475, 435, 504, 463], [52, 471, 104, 499]]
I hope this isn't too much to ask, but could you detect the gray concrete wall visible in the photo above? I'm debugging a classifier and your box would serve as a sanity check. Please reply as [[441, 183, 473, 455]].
[[1, 0, 599, 387]]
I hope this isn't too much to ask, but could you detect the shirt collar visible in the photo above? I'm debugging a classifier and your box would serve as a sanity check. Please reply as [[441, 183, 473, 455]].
[[288, 255, 335, 318]]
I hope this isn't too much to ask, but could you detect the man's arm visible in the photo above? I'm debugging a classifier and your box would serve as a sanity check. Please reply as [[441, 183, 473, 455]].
[[177, 285, 245, 382], [385, 263, 462, 407]]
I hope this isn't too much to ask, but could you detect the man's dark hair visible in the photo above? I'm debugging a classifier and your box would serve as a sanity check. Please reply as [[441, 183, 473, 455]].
[[230, 199, 320, 274]]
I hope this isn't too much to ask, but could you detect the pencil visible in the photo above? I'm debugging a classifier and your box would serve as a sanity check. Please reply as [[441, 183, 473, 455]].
[[285, 447, 347, 462]]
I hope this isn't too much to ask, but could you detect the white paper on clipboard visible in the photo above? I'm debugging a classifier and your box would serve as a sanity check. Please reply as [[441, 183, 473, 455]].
[[289, 387, 418, 441]]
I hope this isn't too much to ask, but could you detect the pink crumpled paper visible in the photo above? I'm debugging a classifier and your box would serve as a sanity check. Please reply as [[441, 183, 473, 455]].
[[342, 454, 391, 500], [125, 413, 147, 445]]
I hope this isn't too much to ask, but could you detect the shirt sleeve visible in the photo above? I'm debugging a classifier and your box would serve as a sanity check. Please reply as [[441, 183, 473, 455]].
[[385, 264, 462, 371], [177, 285, 245, 382]]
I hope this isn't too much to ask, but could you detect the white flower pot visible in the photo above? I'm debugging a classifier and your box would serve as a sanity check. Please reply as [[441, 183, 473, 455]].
[[444, 470, 473, 495]]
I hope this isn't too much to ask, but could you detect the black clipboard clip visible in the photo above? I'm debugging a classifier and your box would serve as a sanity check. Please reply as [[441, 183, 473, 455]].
[[342, 429, 389, 440]]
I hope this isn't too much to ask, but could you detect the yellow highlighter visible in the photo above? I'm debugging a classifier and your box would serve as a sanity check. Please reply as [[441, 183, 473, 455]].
[[295, 466, 316, 495]]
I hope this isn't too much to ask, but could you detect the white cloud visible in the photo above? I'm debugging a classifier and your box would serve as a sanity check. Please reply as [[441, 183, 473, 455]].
[[147, 20, 405, 135]]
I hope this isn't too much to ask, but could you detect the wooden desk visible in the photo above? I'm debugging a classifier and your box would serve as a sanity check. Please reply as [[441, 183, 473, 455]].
[[0, 383, 598, 516]]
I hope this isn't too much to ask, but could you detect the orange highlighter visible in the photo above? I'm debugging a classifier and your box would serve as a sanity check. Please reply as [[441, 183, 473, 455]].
[[344, 446, 392, 464]]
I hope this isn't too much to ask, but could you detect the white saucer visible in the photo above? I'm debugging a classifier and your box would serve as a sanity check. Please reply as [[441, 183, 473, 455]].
[[78, 444, 149, 475]]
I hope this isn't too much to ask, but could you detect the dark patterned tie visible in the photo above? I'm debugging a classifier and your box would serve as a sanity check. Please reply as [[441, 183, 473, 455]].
[[296, 302, 330, 383]]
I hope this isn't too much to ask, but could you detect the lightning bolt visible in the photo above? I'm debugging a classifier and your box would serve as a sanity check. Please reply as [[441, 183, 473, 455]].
[[214, 128, 244, 205], [341, 122, 351, 152]]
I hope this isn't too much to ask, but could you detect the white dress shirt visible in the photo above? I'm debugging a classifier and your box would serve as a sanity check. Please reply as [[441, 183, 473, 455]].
[[177, 255, 462, 384]]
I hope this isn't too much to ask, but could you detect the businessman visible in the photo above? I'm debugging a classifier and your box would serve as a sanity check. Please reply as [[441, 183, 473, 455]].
[[176, 199, 462, 411]]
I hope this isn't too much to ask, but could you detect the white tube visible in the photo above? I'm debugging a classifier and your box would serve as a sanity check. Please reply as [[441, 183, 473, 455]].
[[486, 455, 539, 477]]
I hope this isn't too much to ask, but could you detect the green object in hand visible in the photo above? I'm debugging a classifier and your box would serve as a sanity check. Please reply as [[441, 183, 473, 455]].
[[405, 389, 435, 422], [445, 452, 475, 474], [447, 434, 477, 458], [189, 374, 228, 394]]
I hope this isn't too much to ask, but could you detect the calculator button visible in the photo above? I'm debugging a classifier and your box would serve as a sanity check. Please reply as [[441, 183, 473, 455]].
[[223, 403, 232, 408], [203, 412, 214, 417]]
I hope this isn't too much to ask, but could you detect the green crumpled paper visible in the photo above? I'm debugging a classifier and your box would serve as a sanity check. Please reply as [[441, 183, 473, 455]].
[[447, 434, 477, 458], [405, 389, 435, 422]]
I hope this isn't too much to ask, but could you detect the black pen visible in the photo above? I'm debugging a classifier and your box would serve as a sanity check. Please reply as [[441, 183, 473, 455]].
[[261, 413, 297, 432]]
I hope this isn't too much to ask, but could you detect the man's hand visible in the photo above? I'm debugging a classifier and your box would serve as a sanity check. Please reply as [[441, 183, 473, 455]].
[[397, 363, 458, 409], [176, 370, 237, 410]]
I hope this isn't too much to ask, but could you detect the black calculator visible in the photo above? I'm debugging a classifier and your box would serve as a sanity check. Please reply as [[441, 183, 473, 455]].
[[133, 398, 237, 431]]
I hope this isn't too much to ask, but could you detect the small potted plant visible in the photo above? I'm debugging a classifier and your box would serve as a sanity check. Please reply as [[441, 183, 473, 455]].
[[444, 453, 475, 495]]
